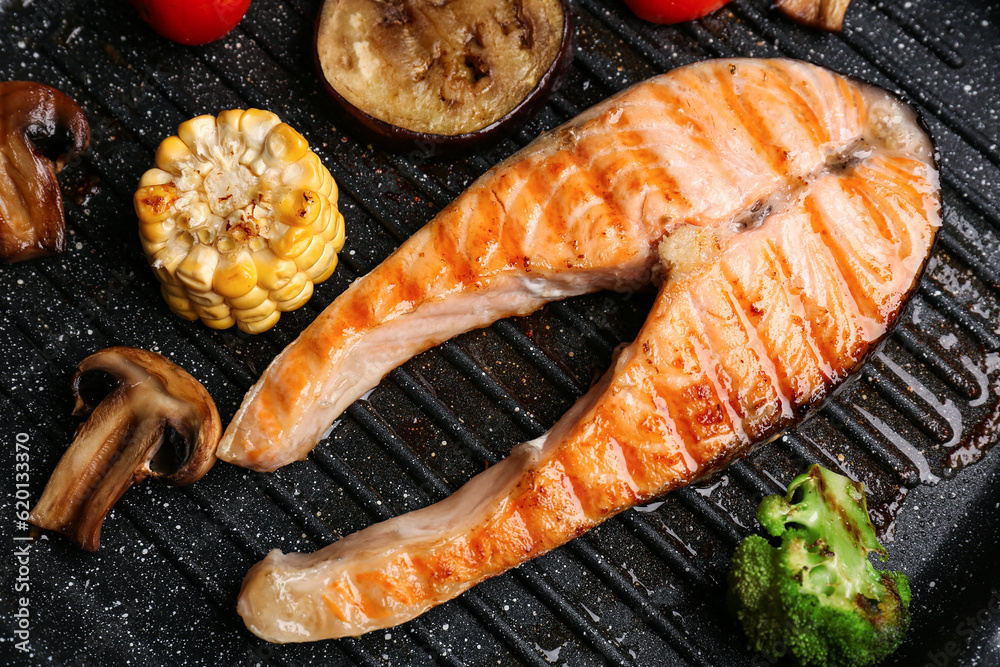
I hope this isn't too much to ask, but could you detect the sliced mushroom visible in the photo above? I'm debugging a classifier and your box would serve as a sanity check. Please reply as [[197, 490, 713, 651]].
[[0, 81, 90, 262], [29, 347, 220, 551], [775, 0, 852, 32]]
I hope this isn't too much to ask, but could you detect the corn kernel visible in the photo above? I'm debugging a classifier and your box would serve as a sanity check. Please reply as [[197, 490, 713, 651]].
[[270, 272, 308, 303], [305, 244, 338, 282], [283, 151, 325, 190], [293, 236, 325, 272], [328, 211, 346, 250], [216, 109, 244, 149], [250, 157, 268, 177], [195, 227, 217, 245], [276, 280, 313, 312], [155, 136, 195, 174], [139, 168, 174, 188], [195, 302, 232, 320], [238, 310, 280, 334], [252, 249, 297, 291], [167, 304, 199, 321], [141, 238, 169, 258], [161, 286, 198, 320], [233, 298, 277, 323], [177, 245, 219, 292], [187, 289, 225, 307], [183, 201, 211, 228], [139, 217, 175, 247], [277, 189, 321, 227], [217, 236, 239, 254], [271, 224, 312, 259], [177, 115, 218, 155], [229, 285, 269, 310], [213, 252, 258, 299], [313, 254, 338, 284], [239, 109, 281, 165], [310, 196, 334, 236], [135, 184, 179, 225], [319, 170, 335, 199], [265, 123, 310, 165], [162, 283, 187, 298], [204, 315, 237, 330], [151, 242, 189, 285]]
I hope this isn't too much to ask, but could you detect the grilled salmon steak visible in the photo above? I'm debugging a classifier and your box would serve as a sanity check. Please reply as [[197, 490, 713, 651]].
[[228, 58, 939, 641]]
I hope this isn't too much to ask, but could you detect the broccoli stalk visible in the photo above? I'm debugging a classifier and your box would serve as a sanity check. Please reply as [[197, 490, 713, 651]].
[[727, 465, 911, 666]]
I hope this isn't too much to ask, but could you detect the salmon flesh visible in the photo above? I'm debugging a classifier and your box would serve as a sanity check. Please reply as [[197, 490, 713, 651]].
[[226, 58, 940, 642]]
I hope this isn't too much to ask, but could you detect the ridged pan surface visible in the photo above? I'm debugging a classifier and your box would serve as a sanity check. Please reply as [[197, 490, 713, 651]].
[[0, 1, 998, 665]]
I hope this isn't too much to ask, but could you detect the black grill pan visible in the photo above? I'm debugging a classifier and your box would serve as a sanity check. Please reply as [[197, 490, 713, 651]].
[[1, 0, 999, 665]]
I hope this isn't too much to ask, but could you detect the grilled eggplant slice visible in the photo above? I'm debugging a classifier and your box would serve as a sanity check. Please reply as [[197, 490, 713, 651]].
[[314, 0, 573, 154]]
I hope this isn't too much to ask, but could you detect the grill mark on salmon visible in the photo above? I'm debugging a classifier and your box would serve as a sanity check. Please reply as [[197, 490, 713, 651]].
[[772, 202, 869, 376], [769, 65, 831, 149], [704, 262, 792, 436], [223, 59, 940, 641], [713, 67, 793, 176], [802, 191, 883, 330], [719, 240, 829, 407]]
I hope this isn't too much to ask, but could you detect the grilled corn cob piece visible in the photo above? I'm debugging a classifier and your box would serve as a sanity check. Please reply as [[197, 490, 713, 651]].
[[135, 109, 345, 334]]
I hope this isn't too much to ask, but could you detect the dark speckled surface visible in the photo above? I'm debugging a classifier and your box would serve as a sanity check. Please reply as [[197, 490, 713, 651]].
[[0, 0, 998, 665]]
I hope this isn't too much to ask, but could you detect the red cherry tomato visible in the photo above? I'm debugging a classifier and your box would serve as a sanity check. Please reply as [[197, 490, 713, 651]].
[[129, 0, 252, 45], [622, 0, 731, 24]]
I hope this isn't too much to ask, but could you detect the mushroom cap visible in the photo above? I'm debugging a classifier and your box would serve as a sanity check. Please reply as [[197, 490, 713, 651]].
[[71, 346, 220, 485], [0, 81, 90, 261]]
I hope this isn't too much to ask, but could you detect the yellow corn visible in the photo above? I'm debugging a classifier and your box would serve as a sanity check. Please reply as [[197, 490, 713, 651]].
[[138, 168, 174, 188], [269, 271, 308, 304], [229, 285, 269, 310], [305, 244, 339, 282], [160, 286, 197, 320], [155, 136, 195, 173], [293, 236, 326, 272], [205, 315, 238, 330], [277, 280, 313, 313], [177, 245, 219, 293], [252, 249, 297, 291], [195, 302, 232, 321], [270, 224, 312, 260], [265, 123, 310, 165], [213, 251, 257, 299], [277, 189, 322, 227], [240, 310, 280, 334], [136, 109, 344, 333], [186, 289, 226, 307]]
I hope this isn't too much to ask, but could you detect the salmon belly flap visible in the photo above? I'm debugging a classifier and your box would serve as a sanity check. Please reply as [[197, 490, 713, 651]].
[[230, 58, 940, 642]]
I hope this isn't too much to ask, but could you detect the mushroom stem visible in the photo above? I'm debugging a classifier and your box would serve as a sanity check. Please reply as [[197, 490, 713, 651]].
[[30, 393, 137, 550]]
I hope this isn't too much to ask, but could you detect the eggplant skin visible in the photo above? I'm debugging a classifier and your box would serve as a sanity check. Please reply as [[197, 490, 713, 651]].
[[313, 0, 574, 155]]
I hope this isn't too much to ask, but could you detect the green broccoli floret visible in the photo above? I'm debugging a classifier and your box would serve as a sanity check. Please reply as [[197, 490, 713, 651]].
[[727, 465, 911, 666]]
